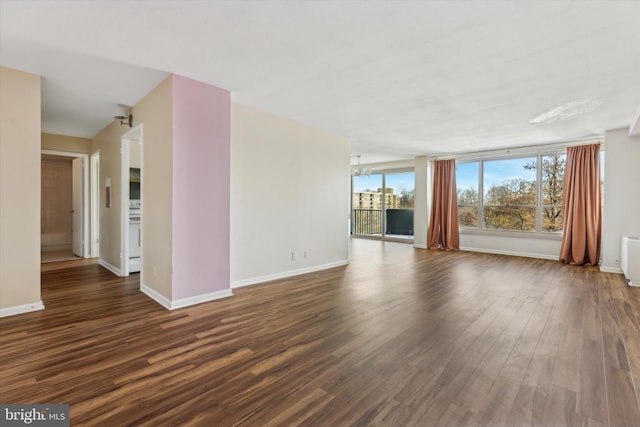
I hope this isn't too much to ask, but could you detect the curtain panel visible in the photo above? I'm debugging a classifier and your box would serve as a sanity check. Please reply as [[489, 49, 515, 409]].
[[427, 159, 459, 250], [559, 144, 602, 265]]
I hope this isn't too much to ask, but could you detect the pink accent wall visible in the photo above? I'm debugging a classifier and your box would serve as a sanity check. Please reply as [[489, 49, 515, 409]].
[[171, 74, 230, 299]]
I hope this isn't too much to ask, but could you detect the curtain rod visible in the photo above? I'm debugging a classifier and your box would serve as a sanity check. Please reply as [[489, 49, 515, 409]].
[[428, 136, 604, 162]]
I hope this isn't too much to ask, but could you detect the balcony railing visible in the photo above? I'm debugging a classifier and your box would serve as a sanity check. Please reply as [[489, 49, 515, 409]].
[[352, 208, 414, 236], [352, 209, 383, 235]]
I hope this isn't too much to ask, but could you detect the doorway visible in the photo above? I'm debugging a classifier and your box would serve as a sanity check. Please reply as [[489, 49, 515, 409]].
[[40, 150, 90, 262], [120, 124, 143, 277]]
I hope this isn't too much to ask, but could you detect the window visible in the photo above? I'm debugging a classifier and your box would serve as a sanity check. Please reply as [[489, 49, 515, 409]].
[[456, 162, 479, 227], [351, 170, 415, 241], [456, 153, 567, 233], [385, 172, 415, 238], [484, 157, 537, 231], [540, 155, 565, 232]]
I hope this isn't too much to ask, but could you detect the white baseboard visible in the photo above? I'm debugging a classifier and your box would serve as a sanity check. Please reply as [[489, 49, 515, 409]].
[[459, 246, 559, 261], [413, 244, 427, 249], [599, 266, 624, 274], [140, 284, 171, 309], [170, 289, 233, 310], [140, 284, 233, 310], [0, 301, 45, 318], [231, 260, 349, 289], [99, 258, 121, 276]]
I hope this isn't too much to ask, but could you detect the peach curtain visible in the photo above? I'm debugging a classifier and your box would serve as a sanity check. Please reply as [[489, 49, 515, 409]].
[[427, 159, 459, 250], [559, 144, 602, 265]]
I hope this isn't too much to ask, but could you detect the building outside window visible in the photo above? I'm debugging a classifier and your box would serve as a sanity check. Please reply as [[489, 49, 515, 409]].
[[351, 171, 415, 240]]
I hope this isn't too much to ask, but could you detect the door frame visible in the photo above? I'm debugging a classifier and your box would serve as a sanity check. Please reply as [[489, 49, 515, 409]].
[[350, 167, 415, 243], [41, 149, 90, 258], [120, 124, 143, 277], [90, 151, 100, 258]]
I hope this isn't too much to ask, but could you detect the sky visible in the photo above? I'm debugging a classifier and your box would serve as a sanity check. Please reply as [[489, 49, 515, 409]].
[[353, 160, 534, 196], [353, 172, 414, 194], [352, 155, 575, 196], [457, 157, 537, 195]]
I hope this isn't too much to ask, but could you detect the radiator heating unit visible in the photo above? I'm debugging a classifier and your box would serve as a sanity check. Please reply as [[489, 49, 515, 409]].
[[621, 236, 640, 286]]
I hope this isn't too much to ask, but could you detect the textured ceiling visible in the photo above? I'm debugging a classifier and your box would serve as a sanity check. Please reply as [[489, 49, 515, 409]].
[[1, 0, 639, 164]]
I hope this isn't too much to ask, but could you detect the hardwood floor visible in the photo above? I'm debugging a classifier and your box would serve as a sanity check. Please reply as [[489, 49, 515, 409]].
[[40, 256, 98, 272], [41, 249, 81, 264], [2, 239, 640, 426]]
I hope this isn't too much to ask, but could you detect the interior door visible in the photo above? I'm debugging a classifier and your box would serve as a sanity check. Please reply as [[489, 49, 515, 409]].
[[72, 157, 83, 256]]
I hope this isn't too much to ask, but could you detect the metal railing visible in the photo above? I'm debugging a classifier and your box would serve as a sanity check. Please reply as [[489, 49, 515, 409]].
[[352, 209, 382, 235], [352, 209, 415, 236]]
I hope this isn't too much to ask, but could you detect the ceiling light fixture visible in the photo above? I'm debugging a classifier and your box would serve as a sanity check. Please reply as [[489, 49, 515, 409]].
[[529, 97, 602, 125], [114, 105, 133, 127], [351, 155, 371, 176]]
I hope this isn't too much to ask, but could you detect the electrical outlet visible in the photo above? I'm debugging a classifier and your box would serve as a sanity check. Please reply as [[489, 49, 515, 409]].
[[291, 252, 296, 261]]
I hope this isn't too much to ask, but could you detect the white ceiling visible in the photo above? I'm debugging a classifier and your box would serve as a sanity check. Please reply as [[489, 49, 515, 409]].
[[1, 1, 639, 164]]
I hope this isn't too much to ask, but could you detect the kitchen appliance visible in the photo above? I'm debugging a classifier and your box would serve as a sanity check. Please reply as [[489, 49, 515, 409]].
[[129, 199, 141, 273]]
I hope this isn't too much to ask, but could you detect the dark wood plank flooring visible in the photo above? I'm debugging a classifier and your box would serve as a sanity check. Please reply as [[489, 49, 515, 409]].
[[2, 239, 640, 426]]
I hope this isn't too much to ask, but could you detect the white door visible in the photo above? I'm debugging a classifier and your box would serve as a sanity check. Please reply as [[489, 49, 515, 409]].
[[72, 157, 83, 257]]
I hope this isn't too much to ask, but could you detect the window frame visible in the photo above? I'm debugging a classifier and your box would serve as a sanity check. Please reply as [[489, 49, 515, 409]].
[[350, 167, 416, 243], [538, 154, 566, 233], [456, 148, 567, 237], [456, 161, 480, 229]]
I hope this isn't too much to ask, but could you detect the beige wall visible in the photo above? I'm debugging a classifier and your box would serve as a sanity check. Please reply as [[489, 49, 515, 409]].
[[41, 133, 91, 254], [90, 76, 173, 299], [132, 76, 173, 299], [41, 158, 73, 250], [0, 67, 42, 312], [91, 120, 125, 270], [42, 133, 91, 154], [129, 139, 141, 169]]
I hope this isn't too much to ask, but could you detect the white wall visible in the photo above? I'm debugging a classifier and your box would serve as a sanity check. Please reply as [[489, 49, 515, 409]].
[[601, 127, 640, 272], [231, 103, 350, 286], [413, 156, 429, 248], [460, 233, 561, 259]]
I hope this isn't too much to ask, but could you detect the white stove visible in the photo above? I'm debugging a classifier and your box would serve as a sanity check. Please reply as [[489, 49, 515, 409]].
[[129, 200, 141, 273]]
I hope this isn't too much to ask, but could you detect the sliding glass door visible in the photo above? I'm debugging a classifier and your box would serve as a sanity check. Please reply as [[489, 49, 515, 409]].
[[351, 170, 415, 242], [384, 172, 415, 240], [352, 174, 383, 237]]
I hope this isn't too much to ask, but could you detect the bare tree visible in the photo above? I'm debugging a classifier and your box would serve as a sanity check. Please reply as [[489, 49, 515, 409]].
[[524, 155, 565, 231], [399, 189, 415, 208]]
